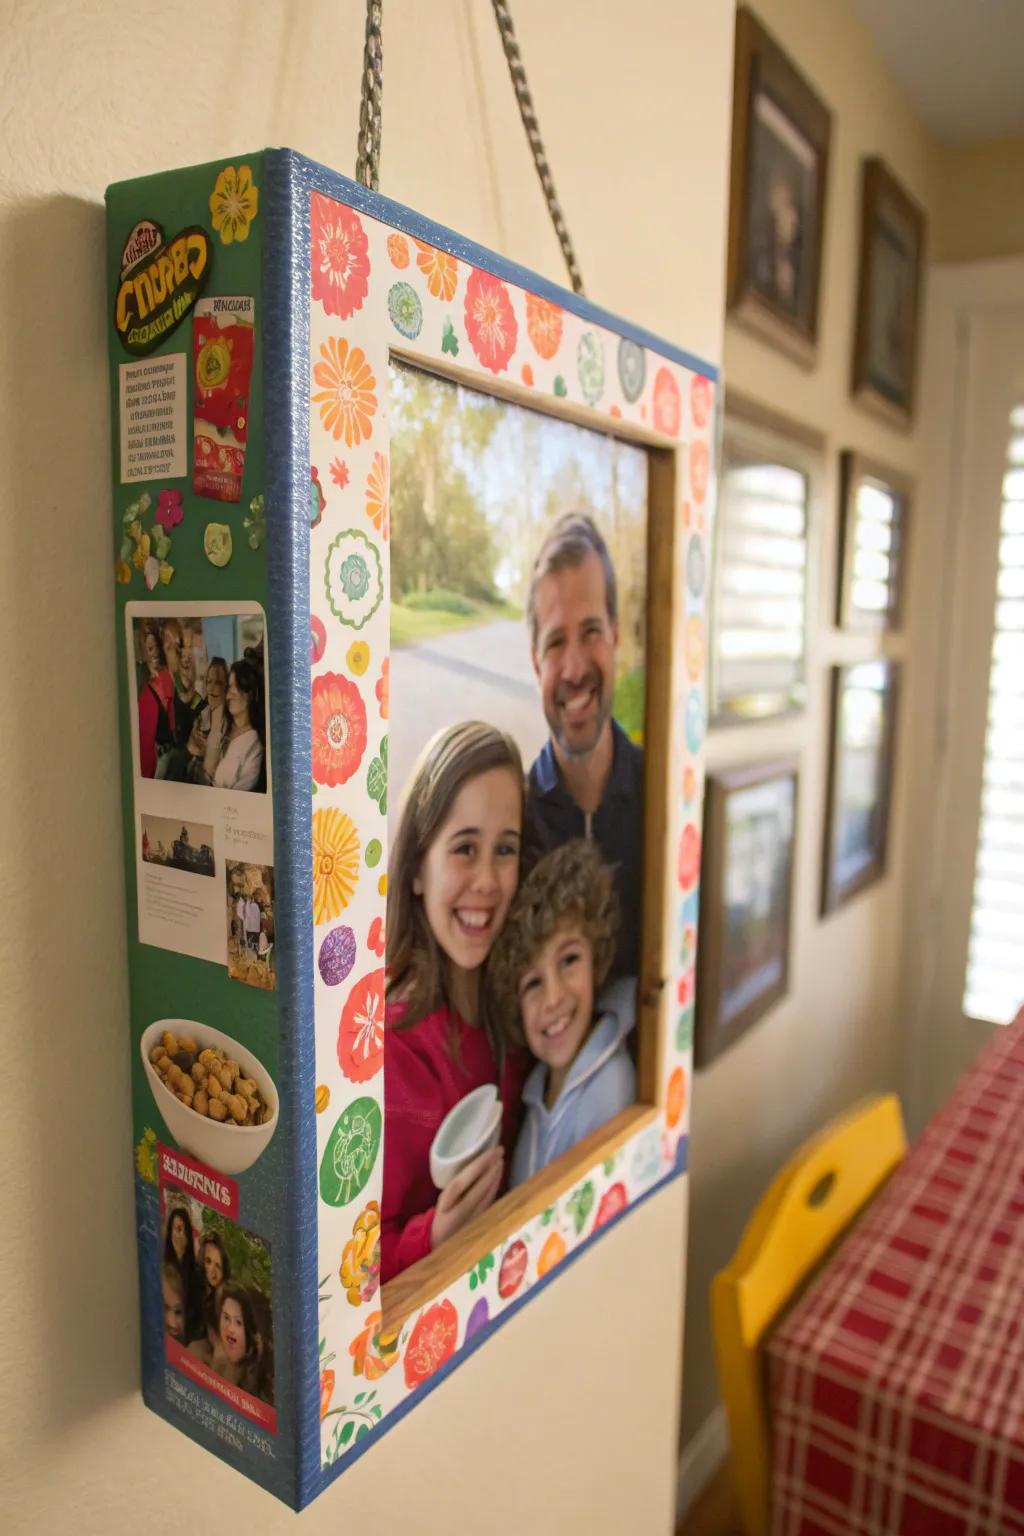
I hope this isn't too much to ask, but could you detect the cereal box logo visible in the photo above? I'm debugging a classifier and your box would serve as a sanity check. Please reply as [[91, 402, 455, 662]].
[[120, 219, 163, 273], [114, 223, 212, 356]]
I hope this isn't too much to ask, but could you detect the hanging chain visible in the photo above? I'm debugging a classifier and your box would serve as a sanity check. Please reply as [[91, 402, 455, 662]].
[[353, 0, 584, 295], [355, 0, 383, 191], [491, 0, 584, 295]]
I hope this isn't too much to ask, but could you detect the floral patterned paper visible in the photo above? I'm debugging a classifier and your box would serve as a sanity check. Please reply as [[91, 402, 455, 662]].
[[307, 192, 714, 1471]]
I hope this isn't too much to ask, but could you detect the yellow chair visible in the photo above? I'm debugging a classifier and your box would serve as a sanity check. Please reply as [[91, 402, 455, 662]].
[[711, 1094, 907, 1536]]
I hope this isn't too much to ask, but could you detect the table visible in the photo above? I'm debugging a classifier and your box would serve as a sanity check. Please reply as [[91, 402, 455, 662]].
[[767, 1007, 1024, 1536]]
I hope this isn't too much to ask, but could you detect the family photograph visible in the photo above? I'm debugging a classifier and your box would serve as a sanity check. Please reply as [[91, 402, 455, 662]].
[[383, 366, 650, 1283], [132, 611, 267, 793]]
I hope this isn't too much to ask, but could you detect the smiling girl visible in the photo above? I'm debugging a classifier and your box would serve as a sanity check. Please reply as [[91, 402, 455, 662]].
[[382, 721, 529, 1283]]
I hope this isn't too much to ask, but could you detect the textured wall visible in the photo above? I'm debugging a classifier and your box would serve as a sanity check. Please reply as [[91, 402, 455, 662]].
[[0, 1, 732, 1530]]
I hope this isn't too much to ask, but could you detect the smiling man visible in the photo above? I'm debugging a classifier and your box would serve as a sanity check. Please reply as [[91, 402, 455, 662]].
[[524, 512, 644, 982]]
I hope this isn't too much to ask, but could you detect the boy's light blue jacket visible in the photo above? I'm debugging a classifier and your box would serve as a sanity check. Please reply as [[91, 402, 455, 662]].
[[510, 975, 636, 1188]]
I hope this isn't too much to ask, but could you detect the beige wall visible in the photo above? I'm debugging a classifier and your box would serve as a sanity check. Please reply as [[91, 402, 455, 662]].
[[681, 0, 943, 1446], [933, 138, 1024, 263], [0, 1, 733, 1530]]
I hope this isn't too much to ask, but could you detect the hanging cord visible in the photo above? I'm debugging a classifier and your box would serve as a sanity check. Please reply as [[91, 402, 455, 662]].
[[490, 0, 584, 294], [355, 0, 383, 191]]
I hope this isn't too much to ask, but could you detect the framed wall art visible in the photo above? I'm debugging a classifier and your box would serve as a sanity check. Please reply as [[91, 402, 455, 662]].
[[727, 6, 832, 365], [107, 149, 716, 1507], [851, 158, 926, 429], [710, 394, 822, 724], [836, 451, 911, 632], [695, 759, 798, 1067], [821, 660, 900, 915]]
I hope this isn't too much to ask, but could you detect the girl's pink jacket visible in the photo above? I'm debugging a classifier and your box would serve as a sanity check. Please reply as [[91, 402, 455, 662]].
[[381, 1000, 527, 1283]]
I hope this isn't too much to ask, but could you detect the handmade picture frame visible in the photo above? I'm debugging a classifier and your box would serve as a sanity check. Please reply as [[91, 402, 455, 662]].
[[695, 760, 798, 1067], [821, 660, 900, 915], [727, 6, 832, 365], [710, 393, 821, 725], [107, 149, 716, 1508], [851, 159, 926, 429], [836, 451, 911, 632]]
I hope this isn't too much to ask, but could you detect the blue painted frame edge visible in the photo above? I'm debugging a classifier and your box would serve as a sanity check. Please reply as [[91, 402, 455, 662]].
[[292, 149, 718, 384], [262, 147, 320, 1509]]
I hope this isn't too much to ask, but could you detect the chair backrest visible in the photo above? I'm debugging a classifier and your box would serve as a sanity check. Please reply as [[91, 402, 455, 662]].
[[711, 1093, 907, 1536]]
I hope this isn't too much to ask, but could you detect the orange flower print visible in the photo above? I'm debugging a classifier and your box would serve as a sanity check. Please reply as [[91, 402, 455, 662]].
[[338, 967, 385, 1083], [364, 451, 389, 540], [311, 194, 370, 319], [313, 807, 360, 925], [690, 438, 709, 504], [652, 365, 681, 437], [330, 457, 350, 490], [375, 657, 389, 720], [525, 293, 563, 360], [414, 239, 459, 301], [313, 337, 377, 447], [403, 1300, 458, 1389], [312, 672, 367, 787], [387, 231, 410, 269], [464, 268, 518, 375], [349, 1310, 399, 1380]]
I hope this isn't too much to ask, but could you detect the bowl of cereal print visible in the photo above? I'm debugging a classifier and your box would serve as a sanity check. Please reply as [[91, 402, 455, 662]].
[[141, 1018, 279, 1176]]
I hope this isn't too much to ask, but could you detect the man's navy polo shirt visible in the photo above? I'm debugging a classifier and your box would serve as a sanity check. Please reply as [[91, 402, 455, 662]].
[[525, 718, 644, 982]]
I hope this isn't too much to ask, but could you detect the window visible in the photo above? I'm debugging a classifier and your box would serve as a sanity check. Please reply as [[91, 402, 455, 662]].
[[963, 405, 1024, 1025]]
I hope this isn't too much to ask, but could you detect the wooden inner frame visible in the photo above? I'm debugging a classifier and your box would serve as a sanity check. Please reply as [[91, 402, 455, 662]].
[[851, 157, 926, 430], [380, 352, 678, 1328], [836, 450, 913, 632], [727, 5, 832, 366], [820, 661, 900, 917], [695, 759, 799, 1069]]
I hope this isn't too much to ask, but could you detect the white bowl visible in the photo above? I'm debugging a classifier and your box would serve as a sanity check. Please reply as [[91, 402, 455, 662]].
[[429, 1084, 502, 1190], [141, 1018, 279, 1177]]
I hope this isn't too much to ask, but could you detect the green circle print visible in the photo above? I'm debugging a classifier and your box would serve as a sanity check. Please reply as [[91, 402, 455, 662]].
[[319, 1096, 382, 1207]]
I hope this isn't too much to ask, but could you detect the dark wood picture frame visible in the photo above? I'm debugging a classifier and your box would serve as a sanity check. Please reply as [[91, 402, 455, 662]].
[[851, 159, 926, 429], [727, 7, 832, 366], [836, 451, 912, 632], [821, 661, 900, 916], [695, 759, 799, 1068]]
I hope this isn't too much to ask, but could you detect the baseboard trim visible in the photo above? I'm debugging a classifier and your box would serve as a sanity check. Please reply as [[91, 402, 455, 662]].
[[676, 1404, 729, 1519]]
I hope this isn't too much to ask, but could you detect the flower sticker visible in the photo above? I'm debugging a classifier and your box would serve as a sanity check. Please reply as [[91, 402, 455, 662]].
[[313, 807, 361, 924], [537, 1231, 566, 1278], [318, 924, 357, 987], [414, 239, 459, 301], [312, 672, 368, 787], [464, 268, 517, 374], [325, 528, 383, 631], [387, 281, 423, 340], [366, 736, 388, 815], [346, 640, 370, 676], [387, 232, 410, 269], [691, 373, 712, 429], [617, 338, 646, 404], [677, 822, 700, 893], [364, 451, 389, 539], [319, 1096, 382, 1208], [338, 967, 385, 1083], [313, 336, 378, 447], [577, 331, 605, 405], [311, 194, 370, 319], [330, 458, 350, 490], [340, 1201, 382, 1305], [652, 365, 681, 436], [441, 318, 459, 357], [593, 1181, 628, 1231], [367, 916, 385, 958], [203, 523, 232, 567], [690, 438, 709, 504], [525, 293, 564, 360], [309, 468, 326, 530], [666, 1066, 687, 1130], [375, 658, 389, 719], [403, 1300, 458, 1390], [155, 489, 184, 531], [498, 1239, 528, 1298], [209, 163, 259, 245]]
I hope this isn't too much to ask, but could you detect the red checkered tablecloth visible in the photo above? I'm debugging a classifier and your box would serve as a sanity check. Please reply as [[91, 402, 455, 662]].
[[767, 1009, 1024, 1536]]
